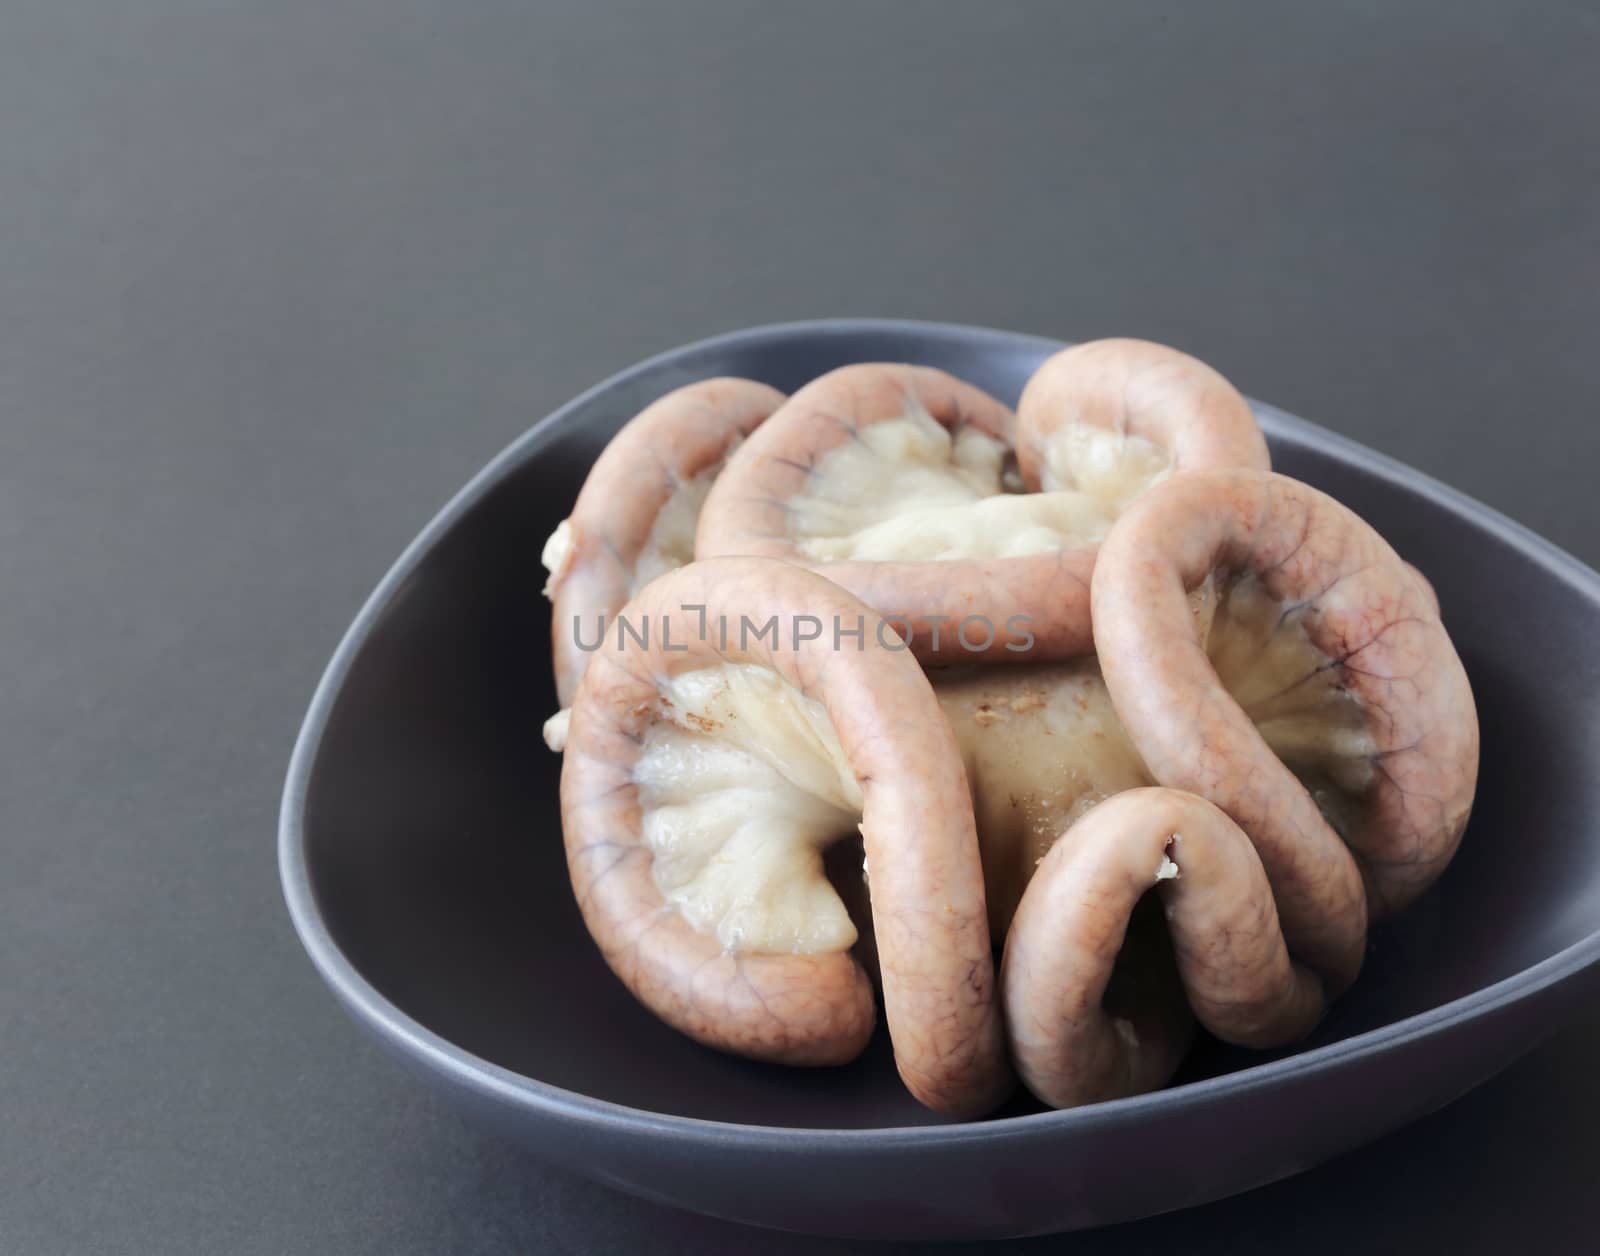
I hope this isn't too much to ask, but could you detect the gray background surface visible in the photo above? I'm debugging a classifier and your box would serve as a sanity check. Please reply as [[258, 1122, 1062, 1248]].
[[3, 2, 1598, 1251]]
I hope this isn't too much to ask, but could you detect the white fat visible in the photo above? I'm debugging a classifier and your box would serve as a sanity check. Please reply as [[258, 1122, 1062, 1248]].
[[543, 462, 725, 602], [1156, 832, 1180, 882], [808, 492, 1116, 563], [784, 407, 1170, 562], [542, 708, 571, 753], [1037, 423, 1172, 507], [1203, 572, 1378, 802], [635, 664, 863, 954], [541, 519, 575, 598], [633, 465, 720, 591]]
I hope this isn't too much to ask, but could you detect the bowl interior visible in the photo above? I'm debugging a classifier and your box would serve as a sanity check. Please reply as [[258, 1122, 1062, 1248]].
[[301, 326, 1600, 1129]]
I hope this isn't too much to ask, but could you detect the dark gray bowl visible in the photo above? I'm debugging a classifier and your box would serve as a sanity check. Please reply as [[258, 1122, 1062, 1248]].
[[279, 320, 1600, 1240]]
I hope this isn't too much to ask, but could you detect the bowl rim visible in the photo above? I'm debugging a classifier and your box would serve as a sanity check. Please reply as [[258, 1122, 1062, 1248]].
[[279, 316, 1600, 1149]]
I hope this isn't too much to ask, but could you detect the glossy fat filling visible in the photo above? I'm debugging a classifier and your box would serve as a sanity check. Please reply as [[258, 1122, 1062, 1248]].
[[785, 406, 1170, 562]]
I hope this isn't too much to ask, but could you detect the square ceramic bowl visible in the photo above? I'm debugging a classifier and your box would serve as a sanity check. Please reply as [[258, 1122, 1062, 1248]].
[[280, 320, 1600, 1240]]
